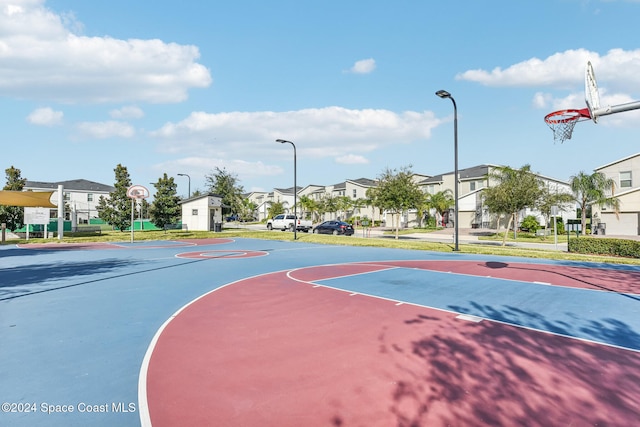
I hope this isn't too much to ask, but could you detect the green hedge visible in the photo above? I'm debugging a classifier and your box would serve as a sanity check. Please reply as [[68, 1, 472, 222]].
[[568, 236, 640, 258]]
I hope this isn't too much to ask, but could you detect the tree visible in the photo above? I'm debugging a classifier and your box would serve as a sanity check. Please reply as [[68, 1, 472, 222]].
[[371, 166, 424, 239], [266, 200, 285, 219], [536, 185, 574, 240], [205, 167, 244, 215], [96, 164, 133, 231], [0, 166, 27, 231], [569, 171, 620, 235], [365, 187, 382, 225], [149, 174, 181, 229], [298, 195, 318, 222], [426, 190, 454, 228], [320, 194, 339, 219], [237, 198, 257, 221], [482, 165, 543, 246], [335, 196, 352, 221]]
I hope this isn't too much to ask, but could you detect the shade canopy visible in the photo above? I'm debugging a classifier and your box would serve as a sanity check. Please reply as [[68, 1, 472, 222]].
[[0, 191, 57, 208]]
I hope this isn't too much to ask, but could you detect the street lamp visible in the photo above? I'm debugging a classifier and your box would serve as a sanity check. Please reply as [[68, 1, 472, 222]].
[[177, 173, 191, 198], [435, 89, 459, 251], [276, 139, 297, 240]]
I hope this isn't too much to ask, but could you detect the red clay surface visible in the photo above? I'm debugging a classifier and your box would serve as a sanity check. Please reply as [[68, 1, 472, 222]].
[[144, 262, 640, 426]]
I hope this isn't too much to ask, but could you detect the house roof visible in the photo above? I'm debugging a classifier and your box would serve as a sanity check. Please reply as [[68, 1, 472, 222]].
[[178, 192, 224, 205], [346, 177, 378, 187], [25, 179, 114, 192], [594, 152, 640, 171], [419, 165, 492, 184]]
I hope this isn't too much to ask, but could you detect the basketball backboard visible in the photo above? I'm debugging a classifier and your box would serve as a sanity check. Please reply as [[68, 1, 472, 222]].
[[585, 61, 600, 123]]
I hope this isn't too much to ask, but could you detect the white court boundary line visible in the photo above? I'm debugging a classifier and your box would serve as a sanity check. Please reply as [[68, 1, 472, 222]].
[[139, 260, 640, 425]]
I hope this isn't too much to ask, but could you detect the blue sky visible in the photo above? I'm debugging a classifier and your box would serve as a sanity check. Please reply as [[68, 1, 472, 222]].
[[3, 0, 640, 198]]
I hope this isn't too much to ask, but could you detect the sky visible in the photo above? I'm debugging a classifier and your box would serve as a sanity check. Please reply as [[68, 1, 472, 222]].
[[2, 0, 640, 199]]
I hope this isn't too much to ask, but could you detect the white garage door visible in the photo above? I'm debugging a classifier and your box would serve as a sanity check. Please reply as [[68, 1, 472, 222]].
[[599, 212, 639, 236]]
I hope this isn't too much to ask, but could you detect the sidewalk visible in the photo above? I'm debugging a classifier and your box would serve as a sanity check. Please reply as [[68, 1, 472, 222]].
[[361, 227, 569, 251]]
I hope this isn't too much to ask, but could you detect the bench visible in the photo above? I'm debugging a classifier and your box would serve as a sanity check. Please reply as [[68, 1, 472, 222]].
[[68, 226, 102, 236], [163, 224, 188, 232]]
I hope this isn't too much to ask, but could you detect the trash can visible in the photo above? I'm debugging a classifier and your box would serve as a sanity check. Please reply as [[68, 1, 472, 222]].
[[214, 222, 222, 232], [598, 223, 606, 235]]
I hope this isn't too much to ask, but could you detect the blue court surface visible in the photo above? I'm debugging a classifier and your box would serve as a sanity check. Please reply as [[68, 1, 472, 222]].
[[1, 237, 639, 426]]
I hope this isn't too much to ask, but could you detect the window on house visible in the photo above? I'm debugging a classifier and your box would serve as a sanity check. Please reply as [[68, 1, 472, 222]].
[[192, 209, 198, 215], [87, 193, 94, 202], [63, 192, 70, 201], [352, 189, 357, 198], [470, 182, 476, 191], [620, 171, 632, 188]]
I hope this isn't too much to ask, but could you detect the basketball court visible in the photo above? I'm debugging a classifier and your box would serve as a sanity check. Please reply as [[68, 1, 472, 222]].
[[1, 236, 639, 427]]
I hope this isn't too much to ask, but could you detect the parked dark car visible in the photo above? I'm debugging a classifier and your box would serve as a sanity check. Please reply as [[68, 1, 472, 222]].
[[312, 221, 354, 236]]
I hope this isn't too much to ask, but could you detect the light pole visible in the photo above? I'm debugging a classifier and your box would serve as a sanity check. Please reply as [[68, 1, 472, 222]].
[[177, 173, 191, 198], [276, 139, 297, 240], [435, 89, 459, 251]]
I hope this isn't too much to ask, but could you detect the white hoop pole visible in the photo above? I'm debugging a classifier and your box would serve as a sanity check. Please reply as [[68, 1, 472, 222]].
[[130, 199, 134, 243], [593, 100, 640, 118]]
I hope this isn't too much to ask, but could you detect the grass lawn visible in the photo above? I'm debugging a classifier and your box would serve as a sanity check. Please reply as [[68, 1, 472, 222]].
[[4, 226, 640, 266]]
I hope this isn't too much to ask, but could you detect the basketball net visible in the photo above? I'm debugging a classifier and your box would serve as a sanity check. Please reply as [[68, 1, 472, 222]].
[[544, 109, 590, 144]]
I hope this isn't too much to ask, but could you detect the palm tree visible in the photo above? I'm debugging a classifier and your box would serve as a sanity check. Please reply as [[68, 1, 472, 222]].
[[335, 196, 352, 221], [427, 190, 454, 228], [570, 171, 620, 235], [298, 195, 318, 222]]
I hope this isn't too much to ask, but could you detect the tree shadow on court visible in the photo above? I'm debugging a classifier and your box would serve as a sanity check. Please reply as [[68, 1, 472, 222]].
[[0, 258, 145, 300], [377, 312, 640, 427], [0, 247, 58, 258], [482, 260, 640, 297], [450, 301, 640, 352]]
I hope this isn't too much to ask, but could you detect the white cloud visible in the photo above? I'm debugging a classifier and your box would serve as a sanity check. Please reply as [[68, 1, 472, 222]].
[[26, 106, 63, 126], [0, 0, 211, 103], [75, 121, 135, 139], [149, 106, 437, 185], [152, 157, 283, 191], [336, 154, 369, 165], [110, 106, 144, 119], [348, 58, 376, 74], [457, 48, 640, 93], [152, 106, 437, 158]]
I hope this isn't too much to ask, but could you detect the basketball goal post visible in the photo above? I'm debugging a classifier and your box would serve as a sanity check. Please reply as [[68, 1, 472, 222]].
[[127, 185, 150, 243], [545, 61, 640, 143]]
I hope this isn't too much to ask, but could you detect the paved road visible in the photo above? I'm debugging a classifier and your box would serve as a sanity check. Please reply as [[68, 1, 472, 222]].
[[238, 223, 569, 251]]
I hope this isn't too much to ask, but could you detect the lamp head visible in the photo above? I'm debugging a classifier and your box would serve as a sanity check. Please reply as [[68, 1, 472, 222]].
[[177, 173, 185, 176], [276, 139, 289, 144], [435, 90, 451, 99]]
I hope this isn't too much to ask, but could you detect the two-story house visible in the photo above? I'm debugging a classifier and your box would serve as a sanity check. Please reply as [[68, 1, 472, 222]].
[[24, 179, 114, 225], [418, 165, 573, 230], [591, 153, 640, 236]]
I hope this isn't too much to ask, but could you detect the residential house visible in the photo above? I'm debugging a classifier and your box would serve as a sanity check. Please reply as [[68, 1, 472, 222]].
[[24, 179, 114, 225], [591, 153, 640, 236], [418, 165, 573, 230]]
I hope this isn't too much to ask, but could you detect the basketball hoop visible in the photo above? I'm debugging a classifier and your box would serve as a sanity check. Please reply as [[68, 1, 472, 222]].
[[127, 185, 150, 200], [544, 108, 590, 144]]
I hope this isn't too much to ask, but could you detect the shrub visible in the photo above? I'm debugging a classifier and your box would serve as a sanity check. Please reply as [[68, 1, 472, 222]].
[[568, 236, 640, 259], [520, 215, 541, 233]]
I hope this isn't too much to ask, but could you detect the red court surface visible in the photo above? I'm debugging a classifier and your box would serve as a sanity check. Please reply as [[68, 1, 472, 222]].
[[142, 261, 640, 427]]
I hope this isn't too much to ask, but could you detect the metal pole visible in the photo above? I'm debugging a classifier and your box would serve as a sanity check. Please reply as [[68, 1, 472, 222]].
[[436, 90, 459, 251], [178, 173, 191, 198], [276, 139, 297, 240]]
